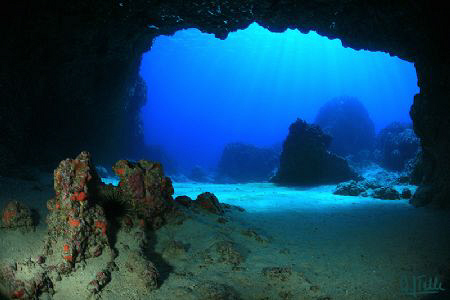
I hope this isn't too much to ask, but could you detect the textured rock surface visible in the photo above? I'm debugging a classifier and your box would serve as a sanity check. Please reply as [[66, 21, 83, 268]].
[[111, 159, 174, 228], [272, 119, 358, 185], [194, 192, 224, 215], [217, 142, 278, 182], [315, 96, 375, 156], [334, 175, 405, 200], [1, 200, 33, 231], [1, 2, 449, 207], [46, 151, 110, 266], [376, 123, 420, 171]]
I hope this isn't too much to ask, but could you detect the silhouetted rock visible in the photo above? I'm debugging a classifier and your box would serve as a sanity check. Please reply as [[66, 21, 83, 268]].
[[376, 123, 420, 171], [189, 165, 212, 182], [217, 143, 278, 182], [272, 119, 358, 185], [401, 188, 412, 199], [410, 185, 434, 207], [315, 97, 375, 157], [174, 195, 193, 207]]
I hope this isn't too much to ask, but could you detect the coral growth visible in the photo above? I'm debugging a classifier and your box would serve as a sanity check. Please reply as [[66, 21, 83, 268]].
[[46, 151, 109, 267], [1, 200, 33, 231], [109, 159, 174, 228]]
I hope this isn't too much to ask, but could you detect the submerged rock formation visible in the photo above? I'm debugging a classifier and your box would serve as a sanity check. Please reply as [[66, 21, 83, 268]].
[[46, 151, 110, 267], [188, 165, 211, 182], [272, 119, 358, 185], [334, 179, 404, 200], [217, 142, 279, 182], [375, 123, 420, 171], [111, 159, 174, 228], [1, 201, 34, 231], [315, 96, 375, 157], [1, 2, 449, 208]]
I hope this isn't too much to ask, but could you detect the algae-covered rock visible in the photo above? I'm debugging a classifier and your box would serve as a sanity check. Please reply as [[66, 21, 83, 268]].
[[333, 180, 367, 196], [111, 159, 174, 225], [46, 151, 109, 267], [1, 200, 33, 231], [194, 192, 224, 215], [373, 187, 401, 200]]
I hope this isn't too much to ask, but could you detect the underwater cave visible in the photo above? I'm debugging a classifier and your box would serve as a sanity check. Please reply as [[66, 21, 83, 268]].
[[1, 1, 449, 299]]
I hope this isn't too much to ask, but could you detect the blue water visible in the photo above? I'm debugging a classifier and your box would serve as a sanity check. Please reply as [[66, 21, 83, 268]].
[[139, 22, 419, 171]]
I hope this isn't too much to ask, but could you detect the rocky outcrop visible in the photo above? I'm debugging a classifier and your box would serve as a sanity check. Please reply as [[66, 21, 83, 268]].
[[1, 2, 449, 207], [272, 119, 358, 185], [46, 151, 110, 266], [217, 142, 278, 182], [334, 179, 404, 200], [1, 201, 34, 231], [315, 96, 375, 157], [110, 159, 174, 228], [194, 192, 224, 215], [375, 123, 420, 171]]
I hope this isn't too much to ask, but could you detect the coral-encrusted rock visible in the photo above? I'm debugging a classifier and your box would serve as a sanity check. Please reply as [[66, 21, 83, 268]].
[[333, 180, 367, 196], [315, 96, 376, 157], [174, 195, 193, 207], [46, 151, 109, 266], [0, 259, 54, 299], [87, 270, 111, 295], [373, 187, 401, 200], [194, 192, 224, 215], [1, 200, 33, 231], [333, 178, 403, 200], [111, 159, 174, 225], [401, 188, 412, 199], [217, 142, 279, 182], [376, 123, 420, 171], [272, 119, 358, 185], [125, 251, 159, 291]]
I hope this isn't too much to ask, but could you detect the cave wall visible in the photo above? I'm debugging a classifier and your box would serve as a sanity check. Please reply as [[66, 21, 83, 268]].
[[1, 1, 448, 207]]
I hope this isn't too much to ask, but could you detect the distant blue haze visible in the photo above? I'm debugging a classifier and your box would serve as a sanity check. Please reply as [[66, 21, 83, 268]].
[[139, 23, 419, 171]]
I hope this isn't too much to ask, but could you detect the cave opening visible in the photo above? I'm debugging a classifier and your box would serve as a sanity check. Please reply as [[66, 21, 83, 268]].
[[138, 22, 419, 183], [1, 3, 450, 298]]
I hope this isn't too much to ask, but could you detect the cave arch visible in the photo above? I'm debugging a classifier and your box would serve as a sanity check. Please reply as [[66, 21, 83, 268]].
[[1, 1, 448, 207]]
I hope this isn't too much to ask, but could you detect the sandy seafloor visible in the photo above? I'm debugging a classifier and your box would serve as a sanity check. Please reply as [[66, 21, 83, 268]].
[[1, 171, 449, 300]]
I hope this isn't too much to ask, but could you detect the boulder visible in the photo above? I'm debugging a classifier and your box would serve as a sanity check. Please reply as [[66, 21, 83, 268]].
[[1, 200, 34, 231], [334, 180, 367, 196], [110, 159, 174, 228], [194, 192, 224, 215], [272, 119, 358, 185], [401, 188, 412, 199], [373, 187, 401, 200]]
